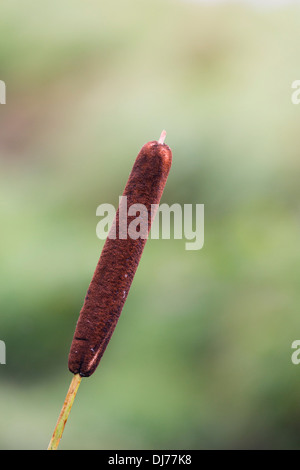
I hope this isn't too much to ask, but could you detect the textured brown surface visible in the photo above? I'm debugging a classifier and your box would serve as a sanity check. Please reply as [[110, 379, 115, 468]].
[[68, 139, 172, 377]]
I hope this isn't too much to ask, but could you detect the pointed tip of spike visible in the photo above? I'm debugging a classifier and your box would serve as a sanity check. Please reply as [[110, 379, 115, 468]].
[[158, 130, 167, 144]]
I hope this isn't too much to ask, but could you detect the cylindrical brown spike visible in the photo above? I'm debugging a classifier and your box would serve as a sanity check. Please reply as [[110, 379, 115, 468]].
[[68, 136, 172, 377]]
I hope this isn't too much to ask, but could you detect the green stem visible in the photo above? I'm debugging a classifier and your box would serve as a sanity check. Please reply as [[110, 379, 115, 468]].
[[47, 373, 82, 450]]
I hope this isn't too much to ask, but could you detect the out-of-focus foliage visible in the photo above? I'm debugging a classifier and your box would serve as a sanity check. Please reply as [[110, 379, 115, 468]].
[[0, 0, 300, 450]]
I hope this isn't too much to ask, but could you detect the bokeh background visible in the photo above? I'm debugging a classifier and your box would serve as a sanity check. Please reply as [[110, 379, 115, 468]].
[[0, 0, 300, 450]]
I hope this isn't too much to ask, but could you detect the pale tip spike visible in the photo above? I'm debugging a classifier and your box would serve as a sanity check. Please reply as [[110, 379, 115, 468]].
[[158, 130, 167, 144]]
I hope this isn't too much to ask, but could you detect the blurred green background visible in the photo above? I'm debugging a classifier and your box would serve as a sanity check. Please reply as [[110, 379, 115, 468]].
[[0, 0, 300, 450]]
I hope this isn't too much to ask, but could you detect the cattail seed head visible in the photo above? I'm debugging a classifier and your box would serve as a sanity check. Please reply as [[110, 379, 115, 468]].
[[68, 135, 172, 377]]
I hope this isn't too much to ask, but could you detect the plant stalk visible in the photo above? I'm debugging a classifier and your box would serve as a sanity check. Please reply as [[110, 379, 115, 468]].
[[47, 373, 82, 450]]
